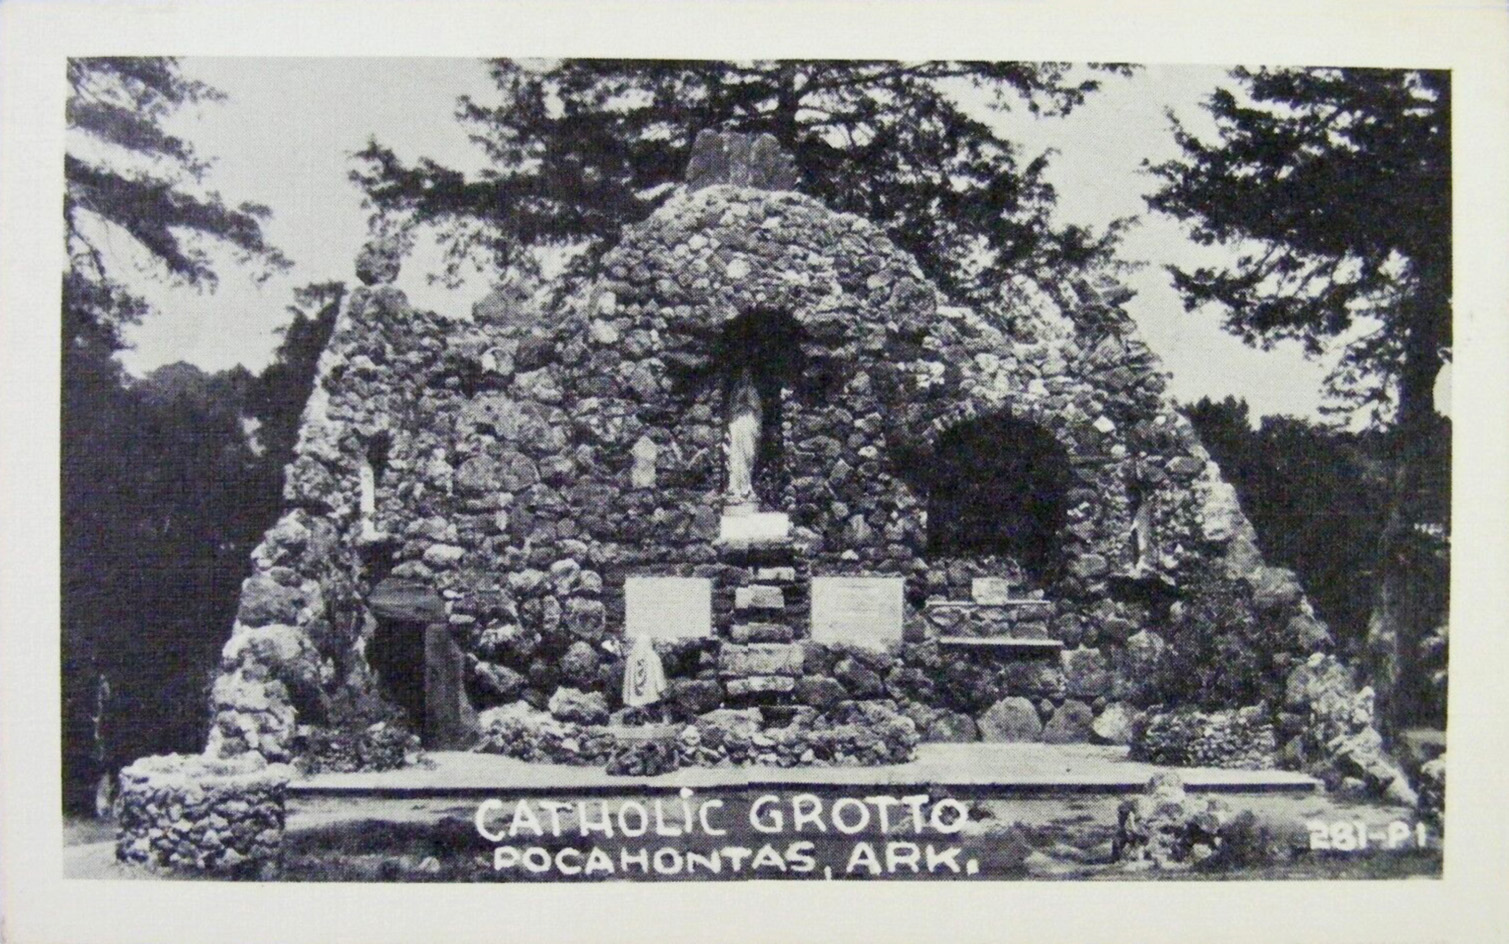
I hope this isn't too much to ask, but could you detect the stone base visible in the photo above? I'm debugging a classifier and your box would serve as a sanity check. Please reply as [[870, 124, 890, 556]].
[[716, 510, 792, 550], [116, 754, 291, 874]]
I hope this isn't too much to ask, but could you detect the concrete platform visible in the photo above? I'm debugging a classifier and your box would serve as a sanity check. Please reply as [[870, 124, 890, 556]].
[[291, 743, 1320, 798]]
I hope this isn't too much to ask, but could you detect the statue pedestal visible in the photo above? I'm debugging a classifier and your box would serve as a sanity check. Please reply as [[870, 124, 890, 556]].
[[716, 510, 792, 551]]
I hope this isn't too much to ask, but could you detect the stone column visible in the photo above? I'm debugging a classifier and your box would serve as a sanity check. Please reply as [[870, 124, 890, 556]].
[[423, 624, 478, 749]]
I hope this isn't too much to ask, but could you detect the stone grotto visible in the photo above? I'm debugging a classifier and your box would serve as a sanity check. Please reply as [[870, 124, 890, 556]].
[[201, 132, 1403, 791]]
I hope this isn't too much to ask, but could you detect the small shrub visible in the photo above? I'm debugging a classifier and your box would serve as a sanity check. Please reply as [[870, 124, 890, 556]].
[[1151, 567, 1277, 708], [296, 685, 420, 774], [1131, 706, 1276, 769], [1194, 810, 1284, 873], [298, 721, 419, 774]]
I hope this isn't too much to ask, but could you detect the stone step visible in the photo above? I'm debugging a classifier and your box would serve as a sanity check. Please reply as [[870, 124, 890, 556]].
[[754, 566, 797, 583], [729, 622, 796, 643], [718, 642, 803, 677], [726, 675, 796, 697], [734, 584, 785, 611]]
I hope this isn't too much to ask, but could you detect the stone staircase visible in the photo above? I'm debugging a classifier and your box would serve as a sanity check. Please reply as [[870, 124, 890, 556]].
[[715, 525, 809, 704]]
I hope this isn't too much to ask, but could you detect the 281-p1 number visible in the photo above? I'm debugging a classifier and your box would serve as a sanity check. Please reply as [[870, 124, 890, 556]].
[[1306, 820, 1429, 851]]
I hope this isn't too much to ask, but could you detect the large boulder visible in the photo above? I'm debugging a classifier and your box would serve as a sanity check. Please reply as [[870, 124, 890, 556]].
[[355, 235, 403, 285], [563, 598, 606, 641], [475, 623, 540, 663], [473, 661, 527, 701], [977, 697, 1042, 742], [1114, 772, 1245, 869], [1284, 653, 1357, 715], [668, 678, 723, 716], [236, 576, 304, 628], [1284, 611, 1334, 653], [1042, 699, 1095, 744], [559, 641, 601, 687], [220, 624, 322, 712], [923, 710, 979, 743], [1246, 565, 1303, 611], [369, 577, 446, 623], [684, 130, 800, 192], [1091, 702, 1136, 745], [1198, 479, 1244, 543], [794, 675, 848, 711], [834, 657, 886, 698], [884, 665, 936, 703], [1062, 647, 1112, 698]]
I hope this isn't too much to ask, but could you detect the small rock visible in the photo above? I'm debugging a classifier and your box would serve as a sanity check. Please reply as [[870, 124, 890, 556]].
[[923, 711, 979, 743], [548, 687, 609, 725]]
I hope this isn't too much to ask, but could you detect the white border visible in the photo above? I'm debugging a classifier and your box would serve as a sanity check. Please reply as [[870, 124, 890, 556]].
[[3, 2, 1506, 943]]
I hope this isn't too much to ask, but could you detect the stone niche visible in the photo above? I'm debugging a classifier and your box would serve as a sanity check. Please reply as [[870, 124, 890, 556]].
[[809, 576, 905, 649], [624, 576, 714, 640]]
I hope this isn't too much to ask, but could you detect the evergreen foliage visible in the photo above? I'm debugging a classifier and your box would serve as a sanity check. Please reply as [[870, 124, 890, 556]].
[[1146, 68, 1449, 427], [351, 60, 1134, 303], [60, 58, 322, 812], [1147, 68, 1451, 732]]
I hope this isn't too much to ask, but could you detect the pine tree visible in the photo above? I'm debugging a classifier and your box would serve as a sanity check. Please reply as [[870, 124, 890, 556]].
[[351, 60, 1132, 304], [61, 58, 289, 812], [1147, 68, 1451, 731]]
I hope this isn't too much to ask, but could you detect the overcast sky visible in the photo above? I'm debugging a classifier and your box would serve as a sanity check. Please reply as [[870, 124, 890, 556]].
[[113, 58, 1347, 421]]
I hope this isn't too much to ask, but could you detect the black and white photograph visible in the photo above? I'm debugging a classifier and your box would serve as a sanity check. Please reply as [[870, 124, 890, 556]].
[[3, 1, 1507, 942]]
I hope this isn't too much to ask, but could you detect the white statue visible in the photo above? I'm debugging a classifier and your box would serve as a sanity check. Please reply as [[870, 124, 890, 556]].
[[622, 635, 667, 710], [726, 367, 762, 510]]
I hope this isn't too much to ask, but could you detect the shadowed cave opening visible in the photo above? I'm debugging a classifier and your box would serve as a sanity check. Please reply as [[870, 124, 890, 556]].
[[367, 618, 427, 732], [923, 414, 1073, 585], [711, 309, 811, 507]]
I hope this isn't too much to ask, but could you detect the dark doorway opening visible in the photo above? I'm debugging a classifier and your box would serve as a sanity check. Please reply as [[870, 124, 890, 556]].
[[367, 617, 426, 732], [924, 414, 1073, 584]]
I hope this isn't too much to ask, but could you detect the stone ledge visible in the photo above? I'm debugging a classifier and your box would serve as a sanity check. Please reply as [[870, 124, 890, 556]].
[[926, 599, 1055, 610], [292, 744, 1323, 797], [734, 585, 785, 610], [730, 622, 796, 643], [718, 642, 805, 676], [716, 510, 793, 551], [726, 675, 797, 696], [936, 636, 1065, 651]]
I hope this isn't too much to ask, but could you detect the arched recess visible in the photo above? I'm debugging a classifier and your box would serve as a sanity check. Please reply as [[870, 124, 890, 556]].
[[919, 412, 1075, 586], [711, 309, 808, 507]]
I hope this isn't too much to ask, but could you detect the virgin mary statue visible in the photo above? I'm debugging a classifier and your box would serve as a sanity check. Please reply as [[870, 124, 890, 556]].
[[726, 367, 761, 511]]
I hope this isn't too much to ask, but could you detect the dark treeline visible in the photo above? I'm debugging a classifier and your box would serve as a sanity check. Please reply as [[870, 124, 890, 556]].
[[1184, 395, 1450, 728], [61, 283, 341, 814]]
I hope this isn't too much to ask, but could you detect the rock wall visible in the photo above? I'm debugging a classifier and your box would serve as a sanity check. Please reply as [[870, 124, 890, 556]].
[[473, 701, 919, 772], [203, 170, 1369, 779], [116, 753, 289, 874]]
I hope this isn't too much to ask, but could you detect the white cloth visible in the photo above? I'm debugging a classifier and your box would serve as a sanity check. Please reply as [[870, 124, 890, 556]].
[[622, 635, 668, 708]]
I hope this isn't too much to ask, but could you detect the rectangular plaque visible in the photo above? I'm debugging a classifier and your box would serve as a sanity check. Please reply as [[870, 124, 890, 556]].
[[971, 577, 1015, 605], [809, 576, 905, 648], [624, 576, 712, 640]]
